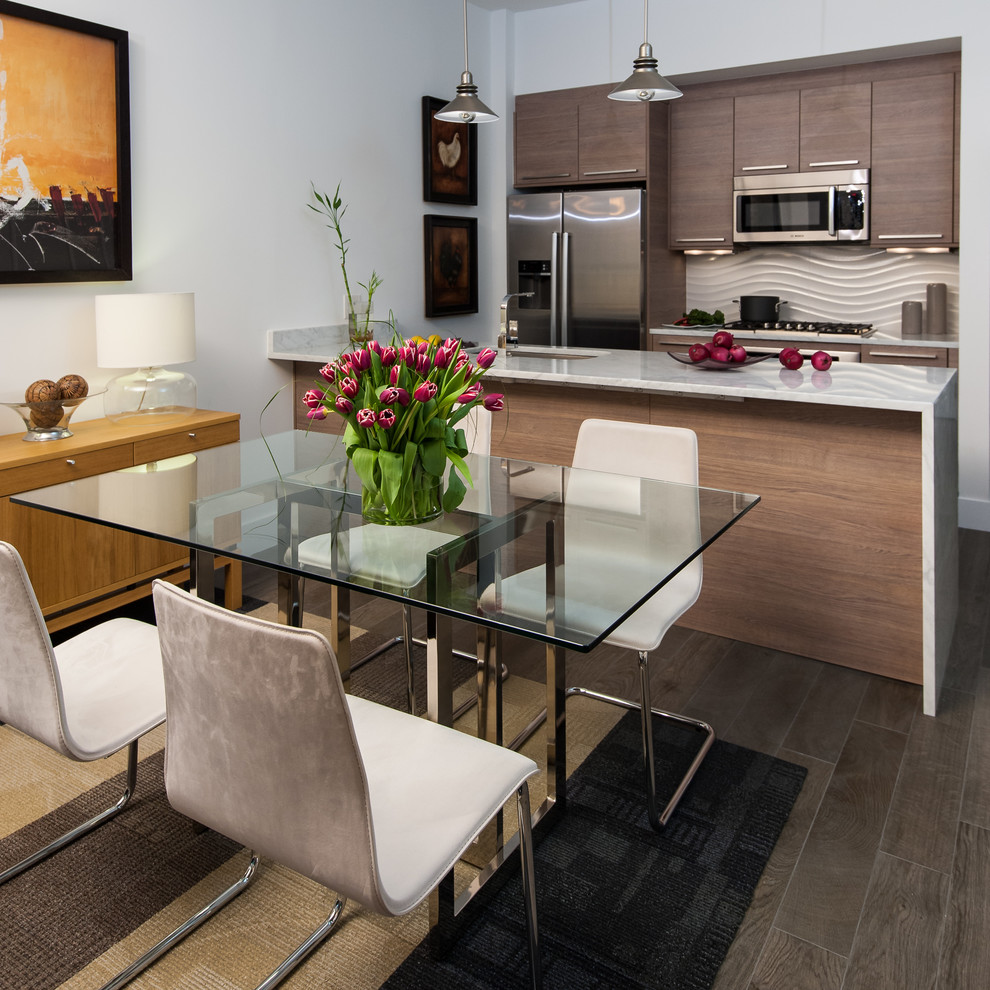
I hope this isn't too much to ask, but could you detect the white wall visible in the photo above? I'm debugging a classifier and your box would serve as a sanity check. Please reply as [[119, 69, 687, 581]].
[[2, 0, 987, 527], [0, 0, 507, 440], [511, 0, 990, 529]]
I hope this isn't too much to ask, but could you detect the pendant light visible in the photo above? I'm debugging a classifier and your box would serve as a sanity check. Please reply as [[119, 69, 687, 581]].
[[609, 0, 682, 103], [435, 0, 498, 123]]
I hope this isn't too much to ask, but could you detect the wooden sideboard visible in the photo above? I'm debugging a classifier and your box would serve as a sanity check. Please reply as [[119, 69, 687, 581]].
[[0, 409, 240, 631]]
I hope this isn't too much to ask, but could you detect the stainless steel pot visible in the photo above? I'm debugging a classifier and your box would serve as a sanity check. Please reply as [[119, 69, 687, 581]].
[[734, 296, 787, 322]]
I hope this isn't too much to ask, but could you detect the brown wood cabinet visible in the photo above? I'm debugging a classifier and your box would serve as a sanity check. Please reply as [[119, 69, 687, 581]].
[[0, 409, 240, 630], [666, 52, 960, 252], [799, 81, 872, 170], [871, 72, 957, 248], [514, 84, 647, 187], [733, 90, 800, 175], [668, 96, 734, 249]]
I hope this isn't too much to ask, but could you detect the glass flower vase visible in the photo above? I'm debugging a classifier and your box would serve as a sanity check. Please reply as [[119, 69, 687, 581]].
[[348, 312, 374, 346], [361, 474, 444, 526]]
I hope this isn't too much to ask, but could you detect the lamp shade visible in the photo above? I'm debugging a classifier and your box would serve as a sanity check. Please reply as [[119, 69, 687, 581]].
[[95, 292, 197, 368]]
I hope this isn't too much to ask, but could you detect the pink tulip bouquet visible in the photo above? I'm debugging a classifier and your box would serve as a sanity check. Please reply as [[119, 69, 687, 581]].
[[302, 337, 503, 524]]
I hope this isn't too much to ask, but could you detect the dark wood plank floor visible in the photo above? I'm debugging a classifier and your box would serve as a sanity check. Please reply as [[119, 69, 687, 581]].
[[242, 527, 990, 990]]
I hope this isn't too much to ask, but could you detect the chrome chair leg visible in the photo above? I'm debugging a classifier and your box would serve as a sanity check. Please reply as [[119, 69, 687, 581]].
[[255, 895, 346, 990], [0, 738, 140, 886], [516, 784, 542, 990], [100, 851, 261, 990], [565, 649, 715, 830]]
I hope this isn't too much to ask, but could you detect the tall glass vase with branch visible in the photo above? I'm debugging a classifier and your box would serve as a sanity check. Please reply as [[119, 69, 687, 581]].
[[309, 182, 384, 345]]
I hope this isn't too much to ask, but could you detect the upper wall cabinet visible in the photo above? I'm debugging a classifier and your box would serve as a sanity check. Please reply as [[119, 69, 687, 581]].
[[733, 91, 800, 175], [667, 51, 960, 251], [514, 84, 647, 187], [871, 72, 956, 248], [669, 97, 734, 249], [799, 82, 872, 170], [733, 83, 872, 175]]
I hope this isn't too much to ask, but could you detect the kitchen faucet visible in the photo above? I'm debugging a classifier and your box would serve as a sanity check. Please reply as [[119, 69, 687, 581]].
[[498, 292, 534, 349]]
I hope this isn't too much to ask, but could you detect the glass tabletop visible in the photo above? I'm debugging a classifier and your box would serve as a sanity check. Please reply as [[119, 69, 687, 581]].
[[11, 428, 760, 652]]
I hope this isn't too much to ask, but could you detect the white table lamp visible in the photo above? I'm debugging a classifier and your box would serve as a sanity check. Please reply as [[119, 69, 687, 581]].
[[95, 292, 198, 422]]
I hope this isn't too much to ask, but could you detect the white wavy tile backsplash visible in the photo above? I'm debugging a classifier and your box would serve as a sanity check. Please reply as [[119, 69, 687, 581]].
[[686, 246, 959, 335]]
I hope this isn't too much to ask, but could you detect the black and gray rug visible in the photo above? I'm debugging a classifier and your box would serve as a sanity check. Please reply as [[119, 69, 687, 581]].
[[384, 710, 807, 990]]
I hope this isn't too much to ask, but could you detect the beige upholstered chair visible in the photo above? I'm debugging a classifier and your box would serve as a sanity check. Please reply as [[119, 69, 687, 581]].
[[0, 541, 165, 885], [485, 419, 709, 830], [102, 580, 541, 990]]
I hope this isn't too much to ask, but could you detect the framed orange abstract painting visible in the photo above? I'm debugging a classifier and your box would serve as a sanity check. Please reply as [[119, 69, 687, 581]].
[[0, 2, 130, 282]]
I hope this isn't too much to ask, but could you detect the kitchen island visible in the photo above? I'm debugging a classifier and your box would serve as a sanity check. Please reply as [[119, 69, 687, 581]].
[[271, 331, 957, 715]]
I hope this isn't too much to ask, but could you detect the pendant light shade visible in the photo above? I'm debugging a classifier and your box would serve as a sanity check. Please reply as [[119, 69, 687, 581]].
[[435, 0, 498, 123], [609, 1, 682, 103]]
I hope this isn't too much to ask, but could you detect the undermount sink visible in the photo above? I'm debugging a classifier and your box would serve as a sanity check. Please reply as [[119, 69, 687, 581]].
[[507, 346, 606, 360]]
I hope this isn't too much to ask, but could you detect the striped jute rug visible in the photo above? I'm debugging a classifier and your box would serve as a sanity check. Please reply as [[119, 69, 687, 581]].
[[0, 605, 804, 990], [0, 610, 622, 990]]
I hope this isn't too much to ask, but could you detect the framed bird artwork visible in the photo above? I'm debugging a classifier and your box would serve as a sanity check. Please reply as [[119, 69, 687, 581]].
[[422, 96, 477, 206]]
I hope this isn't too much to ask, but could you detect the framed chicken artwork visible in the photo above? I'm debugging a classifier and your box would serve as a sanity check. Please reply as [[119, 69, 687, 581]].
[[422, 96, 477, 206]]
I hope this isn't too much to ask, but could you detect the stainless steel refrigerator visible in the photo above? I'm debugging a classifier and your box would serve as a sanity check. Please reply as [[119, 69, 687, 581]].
[[506, 188, 645, 350]]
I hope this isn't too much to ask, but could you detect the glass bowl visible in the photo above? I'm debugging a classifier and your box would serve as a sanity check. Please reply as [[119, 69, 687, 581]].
[[0, 390, 105, 441]]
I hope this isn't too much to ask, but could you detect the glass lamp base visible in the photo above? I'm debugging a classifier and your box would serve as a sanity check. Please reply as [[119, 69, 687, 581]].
[[104, 367, 197, 424]]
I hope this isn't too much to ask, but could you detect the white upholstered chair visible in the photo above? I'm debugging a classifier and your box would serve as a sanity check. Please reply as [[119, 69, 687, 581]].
[[484, 418, 710, 830], [102, 580, 541, 990], [0, 541, 165, 885], [294, 405, 493, 713]]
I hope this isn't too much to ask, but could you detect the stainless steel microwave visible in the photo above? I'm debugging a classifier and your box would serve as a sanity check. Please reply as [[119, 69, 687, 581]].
[[733, 169, 869, 243]]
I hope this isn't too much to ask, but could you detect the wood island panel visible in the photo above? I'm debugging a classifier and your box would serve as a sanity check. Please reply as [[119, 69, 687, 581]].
[[488, 379, 926, 685], [647, 394, 923, 684]]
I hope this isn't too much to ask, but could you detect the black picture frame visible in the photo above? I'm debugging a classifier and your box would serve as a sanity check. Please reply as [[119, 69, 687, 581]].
[[424, 215, 478, 318], [0, 1, 131, 283], [422, 95, 477, 206]]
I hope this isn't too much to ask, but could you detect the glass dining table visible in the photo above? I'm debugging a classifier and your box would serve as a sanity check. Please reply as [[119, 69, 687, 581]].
[[12, 427, 759, 923]]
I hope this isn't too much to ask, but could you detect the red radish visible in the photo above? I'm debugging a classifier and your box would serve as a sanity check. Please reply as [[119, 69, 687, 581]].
[[811, 350, 832, 371], [712, 330, 734, 349], [779, 348, 803, 369], [688, 343, 709, 363], [709, 345, 731, 362], [729, 344, 748, 363]]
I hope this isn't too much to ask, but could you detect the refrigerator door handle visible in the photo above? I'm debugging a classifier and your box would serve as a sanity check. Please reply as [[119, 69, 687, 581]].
[[550, 232, 560, 347], [560, 231, 571, 347]]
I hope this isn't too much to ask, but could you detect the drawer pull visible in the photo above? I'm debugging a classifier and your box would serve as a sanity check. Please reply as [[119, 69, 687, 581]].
[[808, 159, 860, 167], [520, 173, 571, 180], [675, 237, 727, 243], [187, 432, 196, 438], [876, 233, 944, 240], [740, 164, 788, 171], [65, 459, 76, 466], [583, 168, 639, 176], [869, 350, 941, 360]]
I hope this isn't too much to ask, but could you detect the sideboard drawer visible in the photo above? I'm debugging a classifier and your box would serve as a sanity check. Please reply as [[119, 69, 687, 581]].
[[0, 446, 133, 498], [133, 420, 240, 463]]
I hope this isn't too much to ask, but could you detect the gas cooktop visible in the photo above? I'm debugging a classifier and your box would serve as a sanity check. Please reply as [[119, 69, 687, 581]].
[[723, 320, 875, 337]]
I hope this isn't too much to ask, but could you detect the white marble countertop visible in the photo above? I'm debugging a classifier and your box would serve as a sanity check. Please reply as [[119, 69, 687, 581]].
[[483, 345, 956, 413], [649, 325, 958, 349], [267, 327, 956, 413], [268, 325, 353, 361]]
